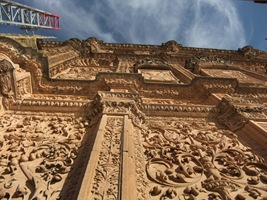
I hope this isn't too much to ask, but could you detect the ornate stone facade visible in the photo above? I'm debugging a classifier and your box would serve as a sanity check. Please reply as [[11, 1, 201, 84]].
[[0, 35, 267, 200]]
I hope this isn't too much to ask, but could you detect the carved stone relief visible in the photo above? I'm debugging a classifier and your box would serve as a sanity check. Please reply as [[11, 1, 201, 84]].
[[201, 69, 266, 86], [238, 46, 266, 60], [0, 113, 87, 199], [16, 77, 31, 98], [90, 116, 123, 199], [161, 40, 182, 55], [51, 57, 117, 80], [185, 54, 233, 73], [0, 59, 15, 109], [138, 69, 181, 83], [0, 35, 267, 200], [140, 118, 267, 200]]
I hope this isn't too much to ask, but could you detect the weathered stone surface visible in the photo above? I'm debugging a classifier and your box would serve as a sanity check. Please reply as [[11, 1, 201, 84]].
[[0, 34, 266, 199]]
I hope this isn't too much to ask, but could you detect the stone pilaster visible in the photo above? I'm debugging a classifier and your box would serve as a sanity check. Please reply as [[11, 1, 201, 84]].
[[77, 91, 144, 200]]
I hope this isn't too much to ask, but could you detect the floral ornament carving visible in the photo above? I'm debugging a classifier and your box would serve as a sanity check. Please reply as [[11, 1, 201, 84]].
[[91, 117, 123, 199], [0, 113, 87, 199], [142, 119, 267, 199]]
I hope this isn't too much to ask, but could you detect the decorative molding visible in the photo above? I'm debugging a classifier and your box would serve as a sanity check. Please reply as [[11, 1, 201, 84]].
[[185, 53, 233, 73], [217, 97, 248, 131], [87, 92, 145, 126], [217, 97, 267, 131]]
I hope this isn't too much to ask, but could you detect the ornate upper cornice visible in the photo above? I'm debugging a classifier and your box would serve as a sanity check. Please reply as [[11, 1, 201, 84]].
[[0, 35, 266, 114]]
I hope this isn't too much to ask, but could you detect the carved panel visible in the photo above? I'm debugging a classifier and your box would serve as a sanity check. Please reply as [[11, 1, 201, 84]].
[[90, 116, 123, 199], [15, 76, 31, 99], [48, 51, 79, 67], [51, 57, 117, 80], [201, 69, 266, 86], [138, 69, 181, 83], [140, 118, 267, 200], [0, 113, 87, 199]]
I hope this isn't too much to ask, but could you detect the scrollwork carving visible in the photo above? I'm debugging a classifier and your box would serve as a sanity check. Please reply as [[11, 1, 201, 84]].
[[0, 113, 86, 199], [141, 119, 267, 199]]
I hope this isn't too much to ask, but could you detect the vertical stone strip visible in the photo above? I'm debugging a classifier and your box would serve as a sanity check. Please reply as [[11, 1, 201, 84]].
[[121, 115, 138, 200], [78, 115, 124, 199], [77, 114, 107, 199]]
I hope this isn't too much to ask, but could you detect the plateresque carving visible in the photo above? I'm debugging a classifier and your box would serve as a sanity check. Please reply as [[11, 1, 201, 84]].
[[0, 113, 86, 199], [0, 35, 266, 200], [142, 119, 267, 200], [91, 117, 123, 199]]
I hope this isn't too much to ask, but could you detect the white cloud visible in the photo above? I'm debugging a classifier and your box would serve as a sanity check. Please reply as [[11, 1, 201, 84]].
[[32, 0, 246, 50]]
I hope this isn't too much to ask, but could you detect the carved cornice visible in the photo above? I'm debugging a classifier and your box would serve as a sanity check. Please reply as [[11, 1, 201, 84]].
[[141, 103, 218, 115], [86, 91, 222, 125], [86, 91, 145, 125], [133, 58, 171, 72], [12, 98, 89, 111], [185, 53, 233, 73], [217, 97, 267, 131]]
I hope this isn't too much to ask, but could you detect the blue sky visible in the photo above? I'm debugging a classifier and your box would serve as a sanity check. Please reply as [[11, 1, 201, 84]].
[[1, 0, 267, 51]]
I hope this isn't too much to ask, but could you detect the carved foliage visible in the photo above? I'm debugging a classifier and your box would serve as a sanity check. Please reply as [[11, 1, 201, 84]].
[[142, 119, 267, 200], [91, 117, 123, 199], [0, 113, 86, 199]]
